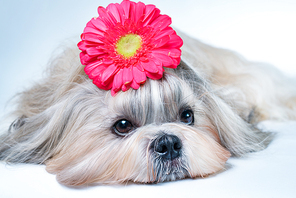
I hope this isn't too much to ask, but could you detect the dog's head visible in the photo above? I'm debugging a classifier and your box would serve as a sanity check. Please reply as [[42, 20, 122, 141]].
[[43, 62, 230, 185]]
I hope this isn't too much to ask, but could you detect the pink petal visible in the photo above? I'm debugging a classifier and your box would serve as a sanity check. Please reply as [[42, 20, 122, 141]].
[[87, 65, 107, 79], [101, 59, 114, 65], [129, 1, 136, 22], [133, 66, 146, 84], [153, 48, 181, 57], [150, 51, 173, 67], [122, 67, 133, 85], [121, 0, 131, 20], [140, 60, 158, 73], [165, 59, 179, 69], [151, 48, 181, 68], [136, 62, 144, 71], [82, 33, 104, 44], [130, 80, 140, 90], [111, 88, 117, 97], [77, 41, 87, 51], [84, 60, 104, 74], [86, 47, 106, 56], [162, 34, 183, 48], [150, 15, 171, 31], [79, 52, 93, 65], [169, 49, 182, 58], [113, 69, 123, 90], [122, 83, 131, 92], [143, 4, 155, 18], [78, 39, 102, 50], [152, 35, 170, 48], [143, 5, 160, 26], [101, 64, 118, 85], [84, 21, 105, 35], [171, 57, 181, 68], [133, 1, 145, 23], [145, 70, 163, 80], [94, 78, 113, 91], [106, 3, 121, 23], [114, 3, 126, 24], [84, 20, 96, 30], [97, 6, 116, 27], [153, 27, 175, 41], [150, 56, 162, 67], [97, 6, 109, 19], [90, 17, 107, 32]]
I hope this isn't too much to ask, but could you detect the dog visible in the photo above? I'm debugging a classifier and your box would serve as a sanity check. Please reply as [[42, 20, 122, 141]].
[[1, 5, 296, 186]]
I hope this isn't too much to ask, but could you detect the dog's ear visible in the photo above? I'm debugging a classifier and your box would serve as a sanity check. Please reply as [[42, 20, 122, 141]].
[[175, 60, 272, 156], [0, 47, 90, 164], [0, 80, 106, 164], [203, 92, 272, 156], [0, 102, 70, 164]]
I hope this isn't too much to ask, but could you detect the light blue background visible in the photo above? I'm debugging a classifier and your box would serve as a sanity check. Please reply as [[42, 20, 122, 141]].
[[0, 2, 296, 197]]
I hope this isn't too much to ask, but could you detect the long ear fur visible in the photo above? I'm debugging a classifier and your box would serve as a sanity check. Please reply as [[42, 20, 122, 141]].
[[0, 102, 67, 163], [0, 47, 86, 164], [14, 46, 84, 117], [175, 60, 272, 156], [204, 92, 272, 156], [0, 79, 106, 164], [179, 30, 296, 121]]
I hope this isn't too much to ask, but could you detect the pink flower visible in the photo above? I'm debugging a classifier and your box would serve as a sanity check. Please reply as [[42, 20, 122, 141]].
[[78, 0, 183, 96]]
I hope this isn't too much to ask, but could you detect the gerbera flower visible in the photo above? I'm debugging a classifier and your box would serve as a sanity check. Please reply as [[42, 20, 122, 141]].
[[78, 0, 183, 96]]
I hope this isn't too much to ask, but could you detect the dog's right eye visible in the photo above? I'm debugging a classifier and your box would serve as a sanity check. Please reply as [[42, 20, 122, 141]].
[[180, 109, 194, 125], [113, 119, 133, 135]]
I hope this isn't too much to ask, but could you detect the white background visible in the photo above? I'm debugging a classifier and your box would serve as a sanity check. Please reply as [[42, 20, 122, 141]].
[[0, 0, 296, 197]]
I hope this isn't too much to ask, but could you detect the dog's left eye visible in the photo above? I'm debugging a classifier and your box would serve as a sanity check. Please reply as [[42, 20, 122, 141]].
[[180, 109, 194, 125], [113, 119, 133, 135]]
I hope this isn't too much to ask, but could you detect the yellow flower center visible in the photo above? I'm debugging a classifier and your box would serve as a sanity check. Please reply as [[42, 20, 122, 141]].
[[116, 34, 142, 58]]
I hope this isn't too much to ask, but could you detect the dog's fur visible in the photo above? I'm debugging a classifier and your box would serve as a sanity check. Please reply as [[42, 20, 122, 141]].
[[1, 31, 296, 186]]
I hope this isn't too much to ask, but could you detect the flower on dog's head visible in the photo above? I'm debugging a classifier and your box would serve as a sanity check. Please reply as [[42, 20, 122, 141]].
[[78, 0, 183, 96]]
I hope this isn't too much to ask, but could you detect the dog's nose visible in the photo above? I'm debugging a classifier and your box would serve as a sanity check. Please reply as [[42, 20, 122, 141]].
[[153, 134, 182, 160]]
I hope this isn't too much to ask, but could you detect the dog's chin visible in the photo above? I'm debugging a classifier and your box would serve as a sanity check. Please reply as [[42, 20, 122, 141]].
[[147, 158, 190, 183]]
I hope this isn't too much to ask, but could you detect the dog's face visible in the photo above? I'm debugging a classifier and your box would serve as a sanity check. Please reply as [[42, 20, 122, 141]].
[[44, 66, 230, 186]]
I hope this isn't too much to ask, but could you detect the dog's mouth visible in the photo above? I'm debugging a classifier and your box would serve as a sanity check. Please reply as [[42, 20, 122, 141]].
[[147, 156, 191, 183]]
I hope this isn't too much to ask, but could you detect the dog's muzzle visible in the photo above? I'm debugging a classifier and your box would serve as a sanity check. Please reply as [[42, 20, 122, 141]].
[[151, 134, 182, 160]]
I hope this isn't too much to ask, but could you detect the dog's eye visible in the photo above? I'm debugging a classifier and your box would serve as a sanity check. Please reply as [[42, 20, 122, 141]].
[[180, 109, 194, 125], [113, 119, 133, 135]]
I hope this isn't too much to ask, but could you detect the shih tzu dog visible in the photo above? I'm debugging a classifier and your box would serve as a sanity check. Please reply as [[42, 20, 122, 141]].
[[1, 0, 296, 186]]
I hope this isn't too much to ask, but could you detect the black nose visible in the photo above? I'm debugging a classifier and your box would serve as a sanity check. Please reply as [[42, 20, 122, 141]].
[[153, 134, 182, 160]]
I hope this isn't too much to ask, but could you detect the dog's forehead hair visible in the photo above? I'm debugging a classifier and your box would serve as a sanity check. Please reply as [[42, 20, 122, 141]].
[[109, 72, 195, 125]]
